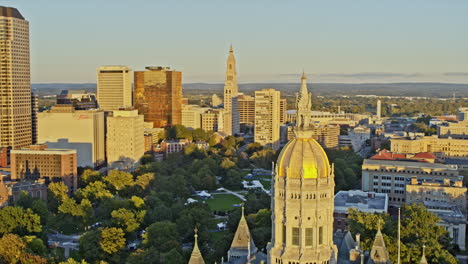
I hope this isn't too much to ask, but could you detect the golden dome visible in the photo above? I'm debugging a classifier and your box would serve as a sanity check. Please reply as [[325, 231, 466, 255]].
[[276, 137, 330, 179]]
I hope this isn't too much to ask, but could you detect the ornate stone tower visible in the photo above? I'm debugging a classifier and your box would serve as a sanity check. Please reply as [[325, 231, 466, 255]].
[[268, 72, 337, 264], [223, 45, 240, 135]]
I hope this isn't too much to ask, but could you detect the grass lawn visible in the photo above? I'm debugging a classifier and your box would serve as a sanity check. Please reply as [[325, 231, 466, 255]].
[[206, 194, 243, 211], [259, 179, 272, 190], [211, 230, 229, 241]]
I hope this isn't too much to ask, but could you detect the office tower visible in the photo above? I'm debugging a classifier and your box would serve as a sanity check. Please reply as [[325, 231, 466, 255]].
[[377, 99, 382, 119], [268, 72, 337, 264], [97, 66, 132, 111], [279, 98, 287, 124], [254, 88, 281, 150], [211, 94, 223, 107], [31, 92, 38, 144], [223, 46, 240, 135], [182, 104, 210, 129], [134, 67, 182, 128], [238, 93, 255, 124], [10, 144, 78, 192], [201, 109, 226, 132], [106, 109, 144, 170], [37, 105, 105, 168], [0, 7, 32, 149]]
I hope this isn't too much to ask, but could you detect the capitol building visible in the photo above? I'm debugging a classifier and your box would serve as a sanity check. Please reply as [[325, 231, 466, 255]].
[[188, 74, 427, 264]]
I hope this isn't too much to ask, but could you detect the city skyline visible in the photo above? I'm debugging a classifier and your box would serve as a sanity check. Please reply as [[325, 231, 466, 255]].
[[3, 0, 468, 84]]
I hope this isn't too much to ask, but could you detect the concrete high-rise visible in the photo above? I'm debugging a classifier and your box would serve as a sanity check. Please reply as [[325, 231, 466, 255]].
[[134, 67, 182, 128], [268, 72, 338, 263], [37, 105, 105, 168], [0, 7, 32, 149], [238, 93, 255, 125], [279, 98, 287, 124], [254, 88, 281, 150], [223, 46, 240, 135], [106, 109, 144, 170], [97, 66, 132, 111]]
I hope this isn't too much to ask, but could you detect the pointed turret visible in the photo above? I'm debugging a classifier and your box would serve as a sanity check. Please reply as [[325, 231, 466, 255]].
[[294, 71, 313, 138], [419, 245, 428, 264], [188, 228, 205, 264], [227, 204, 257, 262], [367, 223, 391, 264]]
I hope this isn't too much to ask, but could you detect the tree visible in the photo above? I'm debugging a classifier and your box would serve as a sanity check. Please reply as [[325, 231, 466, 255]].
[[80, 169, 103, 187], [111, 208, 145, 233], [161, 248, 184, 263], [49, 181, 69, 201], [348, 204, 458, 264], [245, 142, 263, 155], [78, 181, 113, 201], [145, 222, 180, 253], [140, 154, 156, 165], [135, 173, 154, 190], [79, 229, 102, 263], [0, 207, 41, 236], [104, 170, 134, 191], [100, 227, 126, 255], [0, 234, 25, 264]]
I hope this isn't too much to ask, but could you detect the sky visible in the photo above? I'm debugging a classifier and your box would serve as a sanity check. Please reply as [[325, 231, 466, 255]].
[[3, 0, 468, 83]]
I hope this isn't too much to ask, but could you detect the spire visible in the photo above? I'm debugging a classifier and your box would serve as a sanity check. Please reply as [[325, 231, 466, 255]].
[[228, 203, 257, 260], [368, 220, 391, 264], [230, 44, 233, 53], [188, 227, 205, 264], [294, 71, 313, 137], [420, 245, 428, 264]]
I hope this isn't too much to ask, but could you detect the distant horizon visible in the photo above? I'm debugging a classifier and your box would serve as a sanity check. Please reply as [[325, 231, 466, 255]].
[[2, 0, 466, 83], [32, 81, 468, 85]]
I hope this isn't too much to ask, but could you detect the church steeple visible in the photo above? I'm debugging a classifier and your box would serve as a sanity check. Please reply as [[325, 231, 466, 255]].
[[188, 227, 205, 264], [368, 222, 391, 264], [227, 203, 257, 262], [419, 245, 428, 264]]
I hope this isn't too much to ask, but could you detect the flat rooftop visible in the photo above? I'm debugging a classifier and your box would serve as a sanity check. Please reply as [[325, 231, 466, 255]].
[[334, 190, 388, 213]]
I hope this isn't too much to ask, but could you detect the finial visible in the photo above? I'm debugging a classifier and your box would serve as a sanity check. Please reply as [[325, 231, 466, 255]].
[[377, 219, 381, 231], [301, 70, 306, 80], [194, 226, 198, 242], [230, 44, 233, 52], [241, 202, 245, 216]]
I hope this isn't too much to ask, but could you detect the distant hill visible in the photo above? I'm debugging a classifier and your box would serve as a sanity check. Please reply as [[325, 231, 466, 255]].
[[32, 82, 468, 98]]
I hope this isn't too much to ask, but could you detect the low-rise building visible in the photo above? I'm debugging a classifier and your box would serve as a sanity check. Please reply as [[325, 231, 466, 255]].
[[391, 136, 468, 158], [339, 126, 371, 152], [424, 202, 467, 250], [161, 139, 190, 155], [181, 104, 210, 129], [286, 124, 339, 149], [362, 159, 462, 205], [56, 90, 98, 110], [334, 190, 388, 232], [405, 177, 466, 214], [10, 145, 78, 192], [437, 121, 468, 139]]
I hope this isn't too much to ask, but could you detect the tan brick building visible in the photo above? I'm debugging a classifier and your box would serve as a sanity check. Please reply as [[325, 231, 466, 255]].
[[391, 136, 468, 157], [10, 145, 77, 192], [134, 66, 182, 128], [406, 177, 467, 214]]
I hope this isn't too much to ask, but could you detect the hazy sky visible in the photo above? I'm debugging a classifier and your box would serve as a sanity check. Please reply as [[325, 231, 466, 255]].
[[4, 0, 468, 83]]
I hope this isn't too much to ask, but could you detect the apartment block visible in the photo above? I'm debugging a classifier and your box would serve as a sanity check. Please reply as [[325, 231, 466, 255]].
[[254, 89, 280, 150]]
